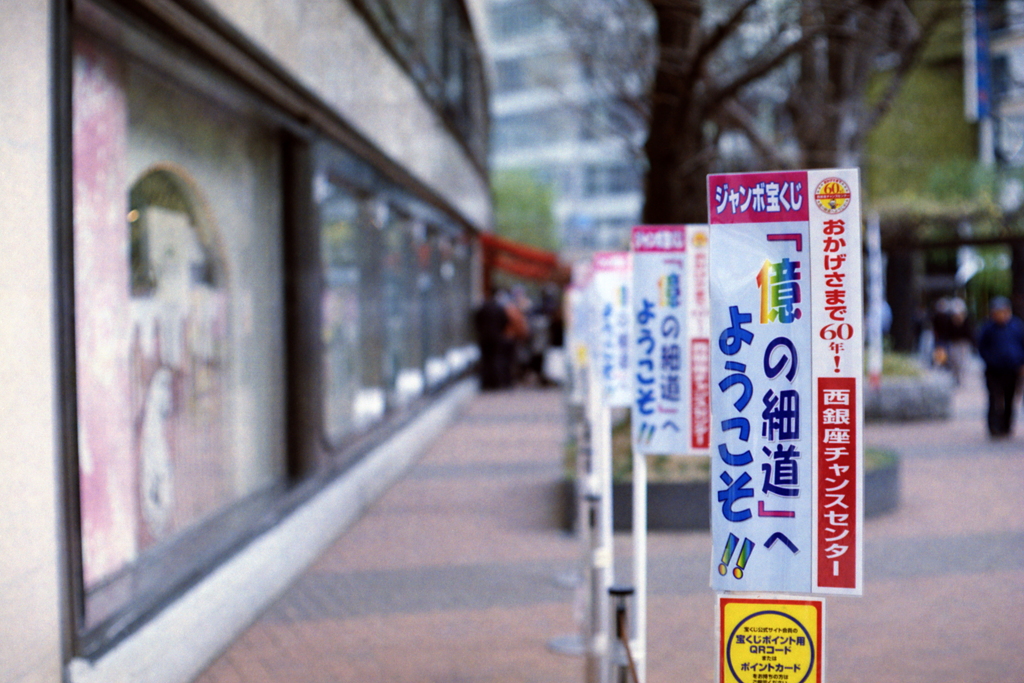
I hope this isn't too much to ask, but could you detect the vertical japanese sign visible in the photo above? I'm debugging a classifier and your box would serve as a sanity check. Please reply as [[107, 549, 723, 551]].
[[808, 170, 863, 595], [707, 169, 862, 595], [591, 252, 632, 408], [630, 225, 711, 455], [689, 226, 712, 453], [566, 262, 593, 406]]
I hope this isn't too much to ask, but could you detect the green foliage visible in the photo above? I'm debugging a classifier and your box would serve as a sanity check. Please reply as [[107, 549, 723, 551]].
[[611, 414, 716, 482], [965, 245, 1013, 304], [925, 159, 998, 203], [865, 448, 897, 472], [864, 63, 975, 203], [491, 170, 558, 251], [878, 352, 923, 378]]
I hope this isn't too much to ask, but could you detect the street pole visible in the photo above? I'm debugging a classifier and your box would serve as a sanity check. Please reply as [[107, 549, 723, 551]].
[[631, 448, 646, 683]]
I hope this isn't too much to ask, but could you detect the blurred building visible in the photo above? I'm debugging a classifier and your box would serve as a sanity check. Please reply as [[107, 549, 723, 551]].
[[988, 1, 1024, 310], [1, 1, 489, 681], [988, 1, 1024, 166], [484, 0, 652, 258]]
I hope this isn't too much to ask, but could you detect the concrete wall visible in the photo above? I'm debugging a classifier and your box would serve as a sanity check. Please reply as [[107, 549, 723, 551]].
[[0, 2, 66, 682], [210, 0, 492, 231]]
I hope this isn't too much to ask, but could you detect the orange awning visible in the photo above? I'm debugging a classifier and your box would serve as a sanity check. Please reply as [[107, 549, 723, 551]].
[[479, 233, 570, 293]]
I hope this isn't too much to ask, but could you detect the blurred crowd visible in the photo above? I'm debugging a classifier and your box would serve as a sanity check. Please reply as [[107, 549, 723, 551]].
[[473, 287, 1024, 439], [474, 285, 563, 390]]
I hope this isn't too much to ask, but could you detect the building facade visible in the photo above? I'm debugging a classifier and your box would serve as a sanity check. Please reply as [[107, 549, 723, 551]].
[[989, 1, 1024, 166], [485, 0, 651, 257], [1, 1, 489, 680]]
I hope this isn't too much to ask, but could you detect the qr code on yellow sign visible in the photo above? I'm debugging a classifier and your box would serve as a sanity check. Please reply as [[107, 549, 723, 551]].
[[718, 596, 823, 683]]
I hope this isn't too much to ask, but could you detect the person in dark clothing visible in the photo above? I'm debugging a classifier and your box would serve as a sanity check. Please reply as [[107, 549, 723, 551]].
[[976, 296, 1024, 437], [936, 297, 974, 385], [474, 293, 509, 390]]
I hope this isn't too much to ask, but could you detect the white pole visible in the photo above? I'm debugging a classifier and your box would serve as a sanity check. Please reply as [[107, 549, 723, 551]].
[[867, 212, 884, 389], [596, 403, 614, 683], [981, 116, 995, 166], [576, 374, 597, 679], [585, 342, 613, 683], [631, 449, 647, 683]]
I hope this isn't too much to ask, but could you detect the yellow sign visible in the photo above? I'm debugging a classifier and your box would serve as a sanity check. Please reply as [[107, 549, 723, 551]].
[[718, 596, 823, 683]]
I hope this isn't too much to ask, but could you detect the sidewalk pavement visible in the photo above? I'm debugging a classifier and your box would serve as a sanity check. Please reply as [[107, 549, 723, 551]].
[[194, 364, 1023, 683]]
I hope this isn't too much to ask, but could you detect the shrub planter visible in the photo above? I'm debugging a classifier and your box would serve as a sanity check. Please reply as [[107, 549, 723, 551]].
[[561, 453, 899, 531], [864, 453, 900, 519], [610, 480, 709, 531], [864, 370, 953, 421]]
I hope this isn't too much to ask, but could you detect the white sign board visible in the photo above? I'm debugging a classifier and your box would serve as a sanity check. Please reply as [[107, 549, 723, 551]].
[[591, 252, 632, 408], [566, 262, 593, 406], [630, 225, 711, 455], [707, 169, 863, 595]]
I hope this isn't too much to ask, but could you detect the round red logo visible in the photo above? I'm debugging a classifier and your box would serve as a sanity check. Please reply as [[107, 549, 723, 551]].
[[814, 177, 852, 214]]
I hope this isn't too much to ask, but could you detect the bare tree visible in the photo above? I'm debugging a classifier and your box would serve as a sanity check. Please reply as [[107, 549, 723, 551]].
[[633, 0, 957, 223], [549, 0, 658, 163], [786, 0, 952, 169]]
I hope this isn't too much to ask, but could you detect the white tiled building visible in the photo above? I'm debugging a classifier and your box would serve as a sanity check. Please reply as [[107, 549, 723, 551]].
[[484, 0, 651, 257]]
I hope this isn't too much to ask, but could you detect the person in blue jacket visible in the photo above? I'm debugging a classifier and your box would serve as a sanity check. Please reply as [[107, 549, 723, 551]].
[[976, 296, 1024, 437]]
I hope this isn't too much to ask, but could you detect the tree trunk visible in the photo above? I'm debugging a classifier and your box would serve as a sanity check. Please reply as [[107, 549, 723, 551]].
[[643, 120, 709, 224], [886, 250, 921, 352], [1012, 242, 1024, 314], [640, 0, 932, 224], [641, 2, 707, 224]]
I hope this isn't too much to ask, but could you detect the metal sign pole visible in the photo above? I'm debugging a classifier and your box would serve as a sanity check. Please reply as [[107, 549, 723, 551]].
[[595, 401, 614, 683], [588, 251, 631, 683], [580, 367, 603, 683], [631, 448, 647, 683], [583, 333, 612, 683]]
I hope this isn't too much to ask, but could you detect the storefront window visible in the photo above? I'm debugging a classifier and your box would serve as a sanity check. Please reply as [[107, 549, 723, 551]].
[[319, 175, 407, 443], [452, 237, 474, 349], [357, 200, 388, 425], [127, 167, 230, 543], [319, 183, 363, 445], [422, 227, 451, 387], [68, 0, 481, 654], [407, 218, 431, 395], [383, 213, 421, 406], [72, 37, 285, 619], [315, 143, 477, 433]]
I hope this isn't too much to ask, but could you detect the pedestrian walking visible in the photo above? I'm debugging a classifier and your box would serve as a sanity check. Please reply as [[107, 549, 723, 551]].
[[474, 292, 508, 390], [976, 296, 1024, 437], [946, 297, 974, 385]]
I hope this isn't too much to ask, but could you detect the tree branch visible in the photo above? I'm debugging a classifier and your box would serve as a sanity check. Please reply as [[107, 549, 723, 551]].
[[717, 100, 795, 169], [705, 29, 813, 114], [859, 1, 956, 139], [686, 0, 762, 84]]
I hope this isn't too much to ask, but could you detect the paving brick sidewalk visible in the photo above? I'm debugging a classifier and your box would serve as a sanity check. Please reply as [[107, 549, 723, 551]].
[[195, 368, 1024, 683], [194, 387, 583, 683]]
